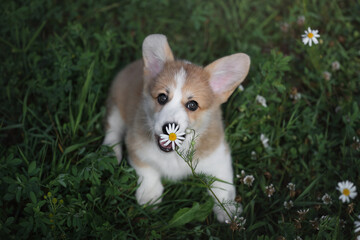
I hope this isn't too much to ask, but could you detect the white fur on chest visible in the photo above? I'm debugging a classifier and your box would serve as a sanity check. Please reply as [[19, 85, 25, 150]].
[[131, 138, 192, 180], [131, 137, 231, 182]]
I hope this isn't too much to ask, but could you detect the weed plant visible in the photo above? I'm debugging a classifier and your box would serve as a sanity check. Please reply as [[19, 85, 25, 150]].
[[1, 0, 359, 239]]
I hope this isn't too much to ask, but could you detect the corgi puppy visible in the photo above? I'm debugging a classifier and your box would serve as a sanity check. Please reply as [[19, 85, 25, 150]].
[[103, 34, 250, 222]]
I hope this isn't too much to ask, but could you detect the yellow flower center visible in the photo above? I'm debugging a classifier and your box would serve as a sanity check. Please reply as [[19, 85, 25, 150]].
[[307, 32, 314, 38], [169, 133, 177, 141], [342, 188, 350, 196]]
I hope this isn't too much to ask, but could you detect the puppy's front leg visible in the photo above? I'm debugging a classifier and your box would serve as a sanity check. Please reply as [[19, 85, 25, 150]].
[[198, 144, 241, 222], [209, 174, 240, 222], [134, 165, 164, 205]]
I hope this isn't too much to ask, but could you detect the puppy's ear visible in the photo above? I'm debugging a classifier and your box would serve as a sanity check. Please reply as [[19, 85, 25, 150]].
[[142, 34, 174, 78], [205, 53, 250, 104]]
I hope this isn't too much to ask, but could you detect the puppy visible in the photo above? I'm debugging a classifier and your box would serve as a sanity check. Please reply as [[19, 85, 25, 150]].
[[103, 34, 250, 222]]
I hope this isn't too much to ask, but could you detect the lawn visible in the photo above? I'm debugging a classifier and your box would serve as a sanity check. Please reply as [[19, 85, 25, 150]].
[[1, 0, 359, 239]]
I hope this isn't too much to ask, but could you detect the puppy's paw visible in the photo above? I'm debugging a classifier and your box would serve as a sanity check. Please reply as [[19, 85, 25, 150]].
[[135, 182, 164, 206], [213, 202, 243, 223]]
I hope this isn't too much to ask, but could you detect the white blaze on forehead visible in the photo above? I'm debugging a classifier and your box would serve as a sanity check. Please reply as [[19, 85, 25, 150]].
[[171, 67, 186, 107], [155, 67, 188, 134], [174, 67, 186, 88]]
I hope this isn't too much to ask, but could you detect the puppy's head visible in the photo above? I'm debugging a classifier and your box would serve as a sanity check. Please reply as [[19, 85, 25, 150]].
[[142, 34, 250, 153]]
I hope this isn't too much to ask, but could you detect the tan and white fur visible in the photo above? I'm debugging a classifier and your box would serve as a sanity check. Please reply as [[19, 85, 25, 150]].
[[103, 34, 250, 222]]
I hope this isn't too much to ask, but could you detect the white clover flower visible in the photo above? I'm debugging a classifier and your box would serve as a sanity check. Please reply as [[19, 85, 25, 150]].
[[336, 180, 357, 203], [322, 71, 332, 81], [321, 193, 332, 205], [290, 92, 302, 101], [280, 22, 290, 33], [256, 95, 267, 107], [287, 182, 296, 191], [302, 27, 320, 46], [159, 123, 185, 150], [297, 209, 309, 215], [225, 216, 246, 231], [331, 61, 341, 71], [297, 16, 305, 26], [243, 175, 255, 187], [265, 184, 275, 197], [320, 215, 331, 222], [284, 200, 294, 210], [260, 134, 270, 148], [238, 84, 244, 91]]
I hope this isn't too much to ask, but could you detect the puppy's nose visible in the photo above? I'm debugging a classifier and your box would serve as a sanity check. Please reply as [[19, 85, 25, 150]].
[[162, 122, 179, 134]]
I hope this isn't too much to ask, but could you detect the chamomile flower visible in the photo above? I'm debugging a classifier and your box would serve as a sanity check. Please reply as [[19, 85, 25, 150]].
[[159, 123, 185, 150], [336, 180, 357, 203], [302, 27, 320, 47]]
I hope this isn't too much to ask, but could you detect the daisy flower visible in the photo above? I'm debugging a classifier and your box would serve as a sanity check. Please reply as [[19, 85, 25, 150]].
[[336, 180, 357, 203], [159, 123, 185, 150], [302, 27, 320, 47]]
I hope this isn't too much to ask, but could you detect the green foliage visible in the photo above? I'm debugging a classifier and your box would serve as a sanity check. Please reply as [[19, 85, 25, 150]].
[[1, 0, 359, 239]]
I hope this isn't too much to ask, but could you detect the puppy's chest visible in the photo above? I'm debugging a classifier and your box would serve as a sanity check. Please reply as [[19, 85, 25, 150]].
[[135, 141, 192, 180]]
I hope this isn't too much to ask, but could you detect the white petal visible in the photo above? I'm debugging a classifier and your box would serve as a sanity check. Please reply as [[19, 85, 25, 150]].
[[160, 138, 169, 143], [175, 139, 183, 146], [160, 134, 168, 139], [177, 132, 186, 137], [312, 37, 318, 44], [308, 27, 311, 32], [171, 141, 175, 150], [177, 136, 185, 140], [174, 124, 179, 133], [309, 39, 312, 46], [164, 140, 171, 146], [166, 126, 170, 134], [303, 37, 309, 45], [350, 192, 357, 199]]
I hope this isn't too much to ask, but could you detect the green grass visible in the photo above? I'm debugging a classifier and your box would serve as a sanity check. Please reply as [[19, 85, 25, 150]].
[[1, 0, 360, 239]]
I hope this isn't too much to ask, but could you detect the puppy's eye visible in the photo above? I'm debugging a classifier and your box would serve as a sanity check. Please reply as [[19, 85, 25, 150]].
[[157, 93, 168, 105], [186, 100, 198, 111]]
